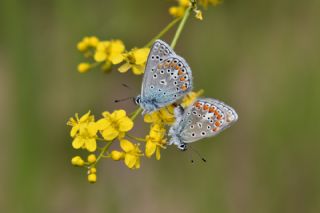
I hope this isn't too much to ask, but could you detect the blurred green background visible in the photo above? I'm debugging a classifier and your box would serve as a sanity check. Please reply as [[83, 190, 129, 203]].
[[1, 0, 320, 212]]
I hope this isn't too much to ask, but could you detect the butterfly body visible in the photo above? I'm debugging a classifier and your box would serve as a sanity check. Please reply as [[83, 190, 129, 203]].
[[168, 98, 238, 150], [136, 40, 193, 114]]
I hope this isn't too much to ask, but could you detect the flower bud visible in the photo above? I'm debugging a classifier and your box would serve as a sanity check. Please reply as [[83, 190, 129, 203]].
[[111, 151, 124, 161], [88, 173, 97, 183], [87, 154, 97, 163], [71, 156, 84, 166], [77, 63, 91, 73]]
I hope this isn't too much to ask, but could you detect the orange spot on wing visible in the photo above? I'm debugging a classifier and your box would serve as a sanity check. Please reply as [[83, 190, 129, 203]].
[[180, 77, 186, 81], [209, 107, 215, 113], [212, 127, 218, 132], [203, 105, 209, 110], [195, 102, 201, 108], [217, 114, 222, 120], [181, 85, 187, 91], [215, 121, 221, 127]]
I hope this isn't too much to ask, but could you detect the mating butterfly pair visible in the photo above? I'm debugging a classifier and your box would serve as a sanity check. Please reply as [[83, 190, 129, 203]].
[[136, 40, 238, 151]]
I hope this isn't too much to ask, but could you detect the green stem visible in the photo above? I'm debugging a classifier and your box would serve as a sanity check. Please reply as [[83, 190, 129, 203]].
[[93, 141, 113, 166], [127, 134, 146, 142], [145, 17, 182, 48], [170, 6, 192, 49], [130, 107, 143, 121]]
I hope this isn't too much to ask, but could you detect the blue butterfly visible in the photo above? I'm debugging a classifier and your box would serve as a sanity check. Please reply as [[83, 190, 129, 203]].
[[135, 40, 193, 114], [168, 98, 238, 150]]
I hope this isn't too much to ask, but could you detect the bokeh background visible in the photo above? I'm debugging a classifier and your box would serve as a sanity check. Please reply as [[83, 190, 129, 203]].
[[1, 0, 320, 212]]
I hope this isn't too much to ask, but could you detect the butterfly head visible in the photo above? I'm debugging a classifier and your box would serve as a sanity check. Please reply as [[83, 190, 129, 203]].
[[134, 95, 158, 114], [135, 95, 141, 105]]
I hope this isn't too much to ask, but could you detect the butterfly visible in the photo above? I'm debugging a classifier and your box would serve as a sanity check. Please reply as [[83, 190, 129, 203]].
[[135, 40, 193, 114], [168, 98, 238, 150]]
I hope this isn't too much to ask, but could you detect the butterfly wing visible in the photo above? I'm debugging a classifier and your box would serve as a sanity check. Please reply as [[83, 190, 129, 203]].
[[179, 98, 238, 143], [141, 40, 193, 109], [141, 40, 176, 97]]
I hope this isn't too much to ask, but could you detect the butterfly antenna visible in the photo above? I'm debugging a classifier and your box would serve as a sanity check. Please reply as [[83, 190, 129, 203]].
[[114, 97, 135, 103], [188, 145, 207, 163], [121, 83, 131, 89]]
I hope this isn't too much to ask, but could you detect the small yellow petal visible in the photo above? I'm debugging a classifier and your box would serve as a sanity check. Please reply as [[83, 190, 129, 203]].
[[72, 137, 84, 149], [120, 139, 135, 152], [145, 141, 157, 158], [132, 65, 145, 75], [70, 126, 79, 137], [77, 41, 87, 52], [101, 127, 119, 141], [112, 110, 126, 120], [111, 40, 125, 53], [132, 48, 150, 65], [79, 111, 91, 122], [94, 51, 107, 62], [89, 36, 99, 46], [109, 53, 124, 64], [118, 117, 134, 132], [85, 138, 97, 152], [96, 118, 111, 130], [124, 154, 137, 169], [118, 62, 132, 73], [156, 147, 161, 160]]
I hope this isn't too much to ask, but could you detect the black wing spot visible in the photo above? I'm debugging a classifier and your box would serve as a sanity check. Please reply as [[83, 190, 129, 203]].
[[201, 132, 206, 136]]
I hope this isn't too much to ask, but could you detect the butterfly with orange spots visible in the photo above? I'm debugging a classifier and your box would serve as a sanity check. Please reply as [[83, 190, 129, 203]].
[[135, 40, 192, 114], [168, 98, 238, 151]]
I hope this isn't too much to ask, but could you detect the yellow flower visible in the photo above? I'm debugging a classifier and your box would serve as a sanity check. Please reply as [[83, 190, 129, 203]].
[[77, 36, 100, 52], [111, 139, 142, 169], [118, 48, 150, 75], [198, 0, 222, 8], [67, 111, 98, 152], [145, 124, 167, 160], [181, 89, 204, 108], [96, 110, 133, 141], [94, 40, 125, 65], [144, 105, 175, 125], [169, 0, 191, 18]]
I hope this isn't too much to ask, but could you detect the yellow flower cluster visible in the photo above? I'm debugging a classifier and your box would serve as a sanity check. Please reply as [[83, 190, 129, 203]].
[[77, 36, 150, 75], [169, 0, 222, 20], [145, 124, 167, 160], [68, 110, 136, 182]]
